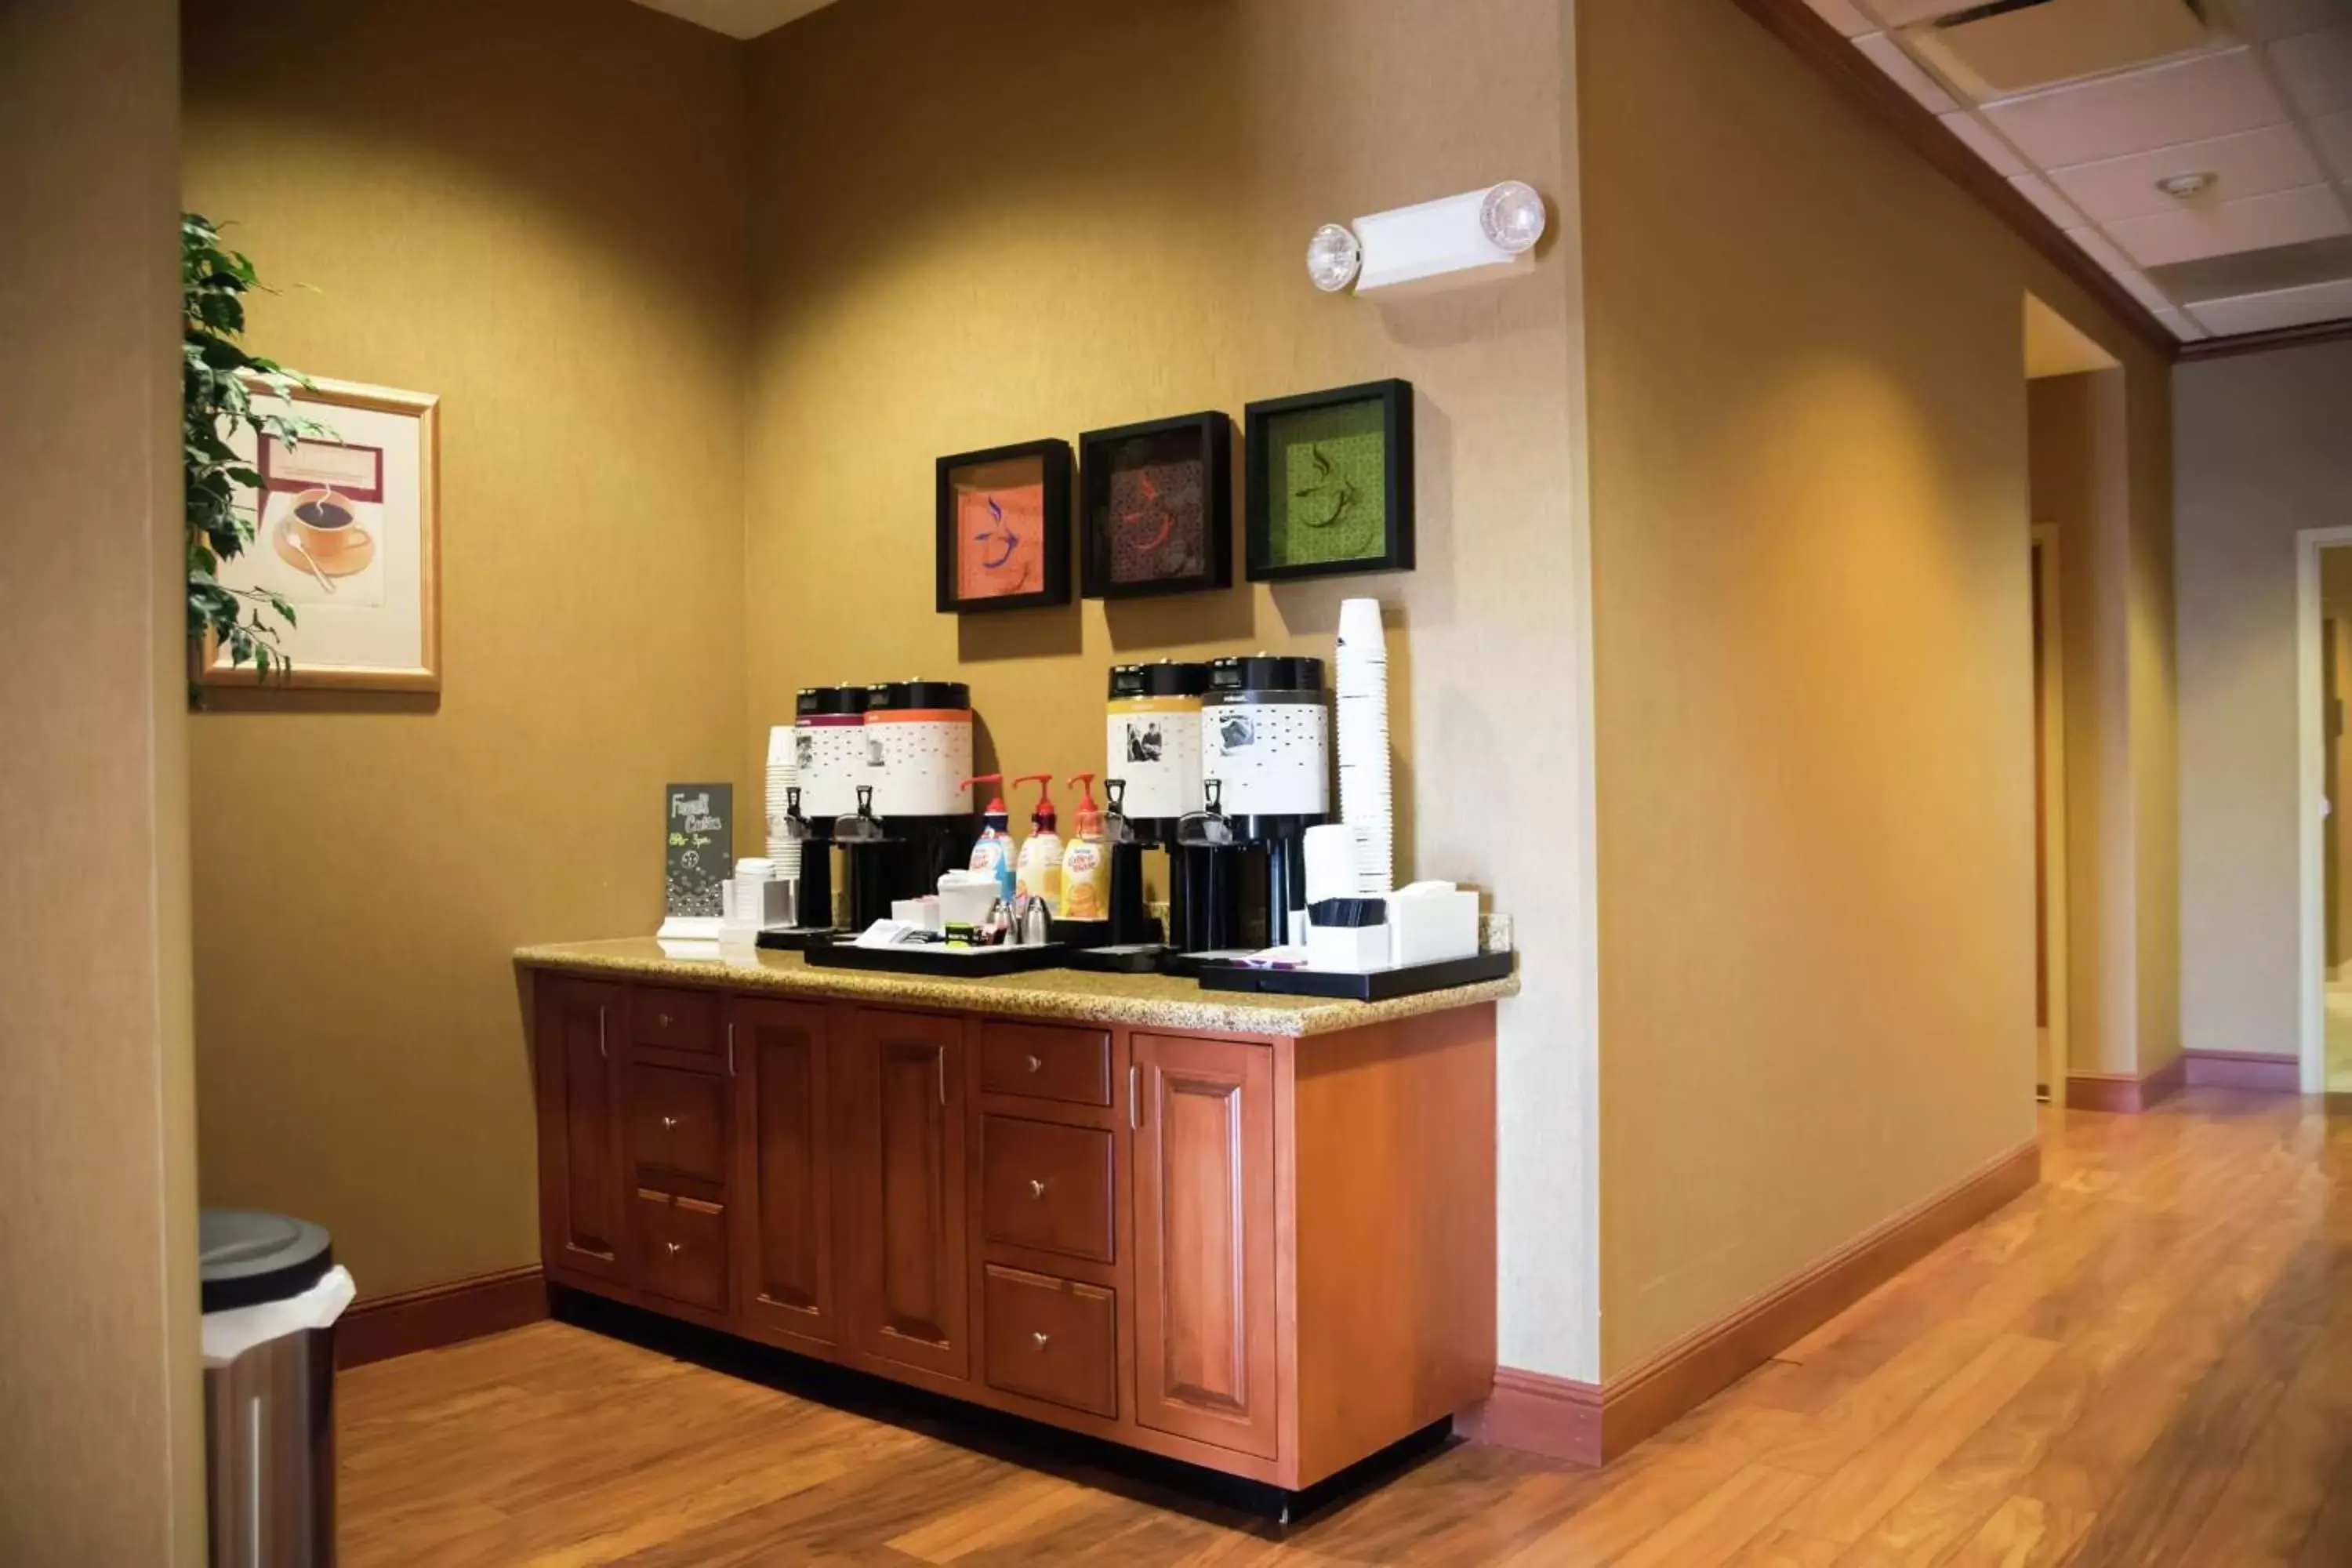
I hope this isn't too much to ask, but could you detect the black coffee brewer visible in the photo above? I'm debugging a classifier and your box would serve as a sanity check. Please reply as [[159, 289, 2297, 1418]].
[[833, 785, 900, 934], [1181, 655, 1329, 956]]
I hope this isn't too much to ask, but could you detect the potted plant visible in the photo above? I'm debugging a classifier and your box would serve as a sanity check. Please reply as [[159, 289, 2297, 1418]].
[[182, 212, 331, 691]]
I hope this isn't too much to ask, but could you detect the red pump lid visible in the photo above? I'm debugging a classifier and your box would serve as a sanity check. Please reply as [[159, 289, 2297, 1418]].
[[1012, 773, 1058, 831], [1068, 772, 1102, 837], [960, 774, 1008, 818]]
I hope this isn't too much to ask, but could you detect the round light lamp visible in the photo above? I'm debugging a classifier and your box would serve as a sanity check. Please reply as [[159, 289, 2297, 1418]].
[[1306, 223, 1363, 292], [1479, 180, 1547, 254]]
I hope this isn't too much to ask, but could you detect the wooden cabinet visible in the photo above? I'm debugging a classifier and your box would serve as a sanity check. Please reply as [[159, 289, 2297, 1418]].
[[534, 976, 629, 1285], [1131, 1033, 1279, 1461], [731, 997, 836, 1348], [527, 961, 1497, 1494], [843, 1008, 969, 1380]]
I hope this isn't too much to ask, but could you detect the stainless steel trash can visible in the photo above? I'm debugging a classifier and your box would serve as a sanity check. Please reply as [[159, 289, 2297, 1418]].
[[201, 1210, 344, 1567]]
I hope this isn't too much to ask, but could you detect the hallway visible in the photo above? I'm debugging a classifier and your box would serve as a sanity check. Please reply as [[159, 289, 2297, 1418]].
[[338, 1091, 2350, 1566]]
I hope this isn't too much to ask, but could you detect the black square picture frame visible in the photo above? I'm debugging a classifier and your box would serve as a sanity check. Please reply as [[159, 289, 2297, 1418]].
[[1243, 378, 1414, 583], [1079, 411, 1233, 599], [935, 437, 1073, 614]]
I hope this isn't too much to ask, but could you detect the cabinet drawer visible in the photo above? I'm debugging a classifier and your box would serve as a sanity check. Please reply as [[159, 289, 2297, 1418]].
[[631, 986, 719, 1057], [981, 1116, 1114, 1264], [627, 1064, 727, 1186], [979, 1022, 1112, 1107], [982, 1265, 1116, 1418], [634, 1190, 728, 1314]]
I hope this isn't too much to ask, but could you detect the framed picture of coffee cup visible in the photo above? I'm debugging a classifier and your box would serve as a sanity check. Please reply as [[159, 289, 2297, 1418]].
[[1243, 378, 1414, 583], [198, 376, 441, 691], [1079, 412, 1232, 599], [935, 438, 1073, 614]]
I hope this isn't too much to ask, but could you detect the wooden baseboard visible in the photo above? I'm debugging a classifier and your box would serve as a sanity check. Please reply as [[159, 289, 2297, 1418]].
[[1470, 1137, 2041, 1467], [337, 1264, 548, 1369], [2180, 1050, 2302, 1093], [2067, 1052, 2187, 1113], [1457, 1367, 1603, 1466]]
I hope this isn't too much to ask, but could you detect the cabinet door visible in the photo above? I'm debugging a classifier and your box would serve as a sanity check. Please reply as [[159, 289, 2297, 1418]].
[[844, 1008, 969, 1379], [731, 998, 836, 1347], [534, 977, 629, 1284], [1131, 1033, 1278, 1459]]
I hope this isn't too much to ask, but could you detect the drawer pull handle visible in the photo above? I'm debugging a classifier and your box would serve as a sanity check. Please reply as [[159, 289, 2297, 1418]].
[[597, 1006, 609, 1060], [1031, 1331, 1051, 1350], [661, 1115, 679, 1130], [665, 1241, 683, 1255], [1028, 1178, 1047, 1199], [1025, 1054, 1043, 1073]]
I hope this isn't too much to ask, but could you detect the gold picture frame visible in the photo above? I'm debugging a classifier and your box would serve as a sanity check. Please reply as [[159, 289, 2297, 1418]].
[[197, 376, 441, 693]]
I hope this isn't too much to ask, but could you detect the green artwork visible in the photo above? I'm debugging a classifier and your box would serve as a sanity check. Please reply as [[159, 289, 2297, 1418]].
[[1267, 400, 1388, 568]]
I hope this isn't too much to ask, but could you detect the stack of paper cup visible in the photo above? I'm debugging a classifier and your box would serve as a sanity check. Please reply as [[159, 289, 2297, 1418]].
[[1335, 597, 1393, 897], [764, 724, 799, 877]]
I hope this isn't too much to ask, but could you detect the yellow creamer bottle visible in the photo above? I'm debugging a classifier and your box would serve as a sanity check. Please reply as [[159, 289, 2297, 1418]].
[[1058, 772, 1111, 920]]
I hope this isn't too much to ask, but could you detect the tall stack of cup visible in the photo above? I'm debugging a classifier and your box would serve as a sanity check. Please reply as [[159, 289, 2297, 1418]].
[[1335, 597, 1392, 898], [764, 724, 799, 878]]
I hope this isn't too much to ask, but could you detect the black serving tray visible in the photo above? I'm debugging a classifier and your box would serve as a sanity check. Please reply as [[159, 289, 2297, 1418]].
[[755, 927, 838, 952], [1063, 944, 1176, 975], [1192, 949, 1513, 1001], [803, 940, 1069, 978]]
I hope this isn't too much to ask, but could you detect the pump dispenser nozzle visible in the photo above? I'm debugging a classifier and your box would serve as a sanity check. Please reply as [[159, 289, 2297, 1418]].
[[1012, 772, 1058, 831]]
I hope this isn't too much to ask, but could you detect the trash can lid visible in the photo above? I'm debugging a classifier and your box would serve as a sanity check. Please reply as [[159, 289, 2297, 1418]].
[[199, 1210, 333, 1314]]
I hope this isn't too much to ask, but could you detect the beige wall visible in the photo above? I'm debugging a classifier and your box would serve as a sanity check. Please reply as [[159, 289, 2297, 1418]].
[[744, 0, 1602, 1378], [182, 0, 751, 1297], [1578, 0, 2173, 1375], [0, 0, 206, 1558], [2176, 339, 2352, 1059]]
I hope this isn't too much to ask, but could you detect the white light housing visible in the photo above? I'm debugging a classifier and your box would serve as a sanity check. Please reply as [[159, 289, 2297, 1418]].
[[1341, 181, 1548, 295], [1305, 223, 1363, 292], [2155, 170, 2216, 200]]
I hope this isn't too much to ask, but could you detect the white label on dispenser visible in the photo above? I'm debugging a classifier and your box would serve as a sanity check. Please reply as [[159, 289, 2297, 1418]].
[[1203, 699, 1329, 816], [1106, 705, 1203, 820], [866, 714, 975, 819]]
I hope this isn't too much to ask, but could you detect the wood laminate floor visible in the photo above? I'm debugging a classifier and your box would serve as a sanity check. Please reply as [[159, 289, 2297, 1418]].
[[341, 1090, 2352, 1566]]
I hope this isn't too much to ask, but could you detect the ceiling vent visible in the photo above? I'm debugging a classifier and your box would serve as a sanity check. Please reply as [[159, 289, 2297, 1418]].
[[1907, 0, 2220, 99]]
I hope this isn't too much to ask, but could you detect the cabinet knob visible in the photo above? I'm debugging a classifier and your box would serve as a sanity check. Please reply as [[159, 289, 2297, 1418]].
[[1025, 1054, 1042, 1073], [1029, 1178, 1047, 1199], [661, 1115, 679, 1130], [658, 1012, 673, 1029], [1031, 1331, 1051, 1349], [665, 1241, 682, 1255]]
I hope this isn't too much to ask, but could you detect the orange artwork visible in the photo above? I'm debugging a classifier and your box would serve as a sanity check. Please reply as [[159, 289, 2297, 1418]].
[[954, 458, 1047, 600]]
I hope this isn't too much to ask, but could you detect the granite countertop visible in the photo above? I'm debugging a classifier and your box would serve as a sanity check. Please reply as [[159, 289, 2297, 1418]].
[[514, 938, 1518, 1038]]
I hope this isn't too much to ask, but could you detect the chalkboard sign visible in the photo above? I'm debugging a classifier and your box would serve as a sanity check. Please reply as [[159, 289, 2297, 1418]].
[[665, 783, 733, 919]]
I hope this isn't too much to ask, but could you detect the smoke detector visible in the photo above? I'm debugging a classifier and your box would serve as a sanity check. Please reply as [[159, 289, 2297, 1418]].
[[2156, 170, 2218, 199]]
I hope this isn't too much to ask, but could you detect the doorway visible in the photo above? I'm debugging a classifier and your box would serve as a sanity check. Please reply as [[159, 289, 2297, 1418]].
[[2031, 523, 2068, 1101], [2298, 530, 2352, 1094]]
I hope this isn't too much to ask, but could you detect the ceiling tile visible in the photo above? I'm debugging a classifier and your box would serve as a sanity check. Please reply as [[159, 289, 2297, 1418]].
[[2110, 262, 2176, 314], [2067, 223, 2141, 278], [2106, 182, 2352, 266], [2012, 172, 2090, 229], [2047, 124, 2328, 222], [2272, 24, 2352, 114], [1855, 32, 1960, 114], [1982, 48, 2285, 166], [2317, 108, 2352, 180], [2187, 274, 2352, 332], [1940, 111, 2030, 174], [2238, 0, 2352, 42], [1803, 0, 1875, 37]]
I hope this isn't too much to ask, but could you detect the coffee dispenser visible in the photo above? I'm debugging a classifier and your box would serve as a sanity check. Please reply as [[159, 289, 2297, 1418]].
[[786, 684, 870, 932], [1200, 654, 1329, 949], [833, 786, 900, 933], [1171, 779, 1245, 955], [863, 678, 978, 905]]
